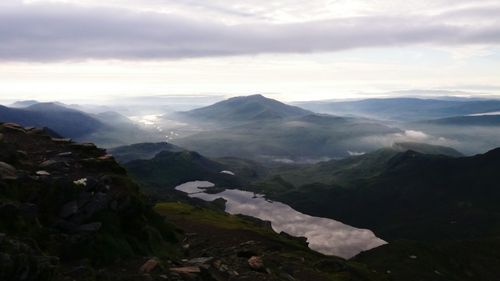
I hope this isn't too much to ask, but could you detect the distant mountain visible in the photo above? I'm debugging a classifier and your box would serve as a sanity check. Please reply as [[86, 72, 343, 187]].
[[0, 102, 105, 138], [173, 113, 400, 162], [109, 142, 184, 163], [294, 98, 500, 121], [177, 94, 311, 125], [423, 115, 500, 126], [10, 100, 39, 108]]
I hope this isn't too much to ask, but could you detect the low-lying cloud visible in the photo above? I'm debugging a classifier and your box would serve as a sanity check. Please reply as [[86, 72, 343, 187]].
[[1, 2, 500, 61], [359, 130, 458, 148]]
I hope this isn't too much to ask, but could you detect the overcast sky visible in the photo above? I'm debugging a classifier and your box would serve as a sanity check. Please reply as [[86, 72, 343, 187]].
[[1, 0, 500, 102]]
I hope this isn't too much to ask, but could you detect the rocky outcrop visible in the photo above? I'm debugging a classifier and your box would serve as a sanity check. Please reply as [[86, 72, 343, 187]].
[[0, 123, 178, 281]]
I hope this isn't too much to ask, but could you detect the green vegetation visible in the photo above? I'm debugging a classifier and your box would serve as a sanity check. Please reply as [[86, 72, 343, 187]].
[[253, 148, 500, 281]]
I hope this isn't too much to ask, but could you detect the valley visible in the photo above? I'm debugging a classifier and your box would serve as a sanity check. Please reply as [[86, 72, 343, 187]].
[[2, 94, 500, 281]]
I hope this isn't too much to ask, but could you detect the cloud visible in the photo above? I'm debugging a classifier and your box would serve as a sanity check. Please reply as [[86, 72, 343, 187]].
[[358, 130, 458, 148], [0, 2, 500, 61]]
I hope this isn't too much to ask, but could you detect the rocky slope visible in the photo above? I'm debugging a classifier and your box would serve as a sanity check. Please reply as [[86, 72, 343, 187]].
[[0, 122, 183, 281]]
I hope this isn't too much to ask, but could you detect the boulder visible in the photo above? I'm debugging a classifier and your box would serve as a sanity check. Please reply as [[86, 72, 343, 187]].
[[39, 159, 69, 170], [139, 258, 159, 273], [36, 171, 51, 176], [0, 161, 17, 180], [77, 222, 102, 232], [57, 152, 73, 157], [187, 257, 213, 265], [19, 203, 38, 219], [51, 138, 72, 143], [1, 123, 26, 133], [248, 256, 264, 271], [59, 201, 78, 219], [169, 266, 200, 274]]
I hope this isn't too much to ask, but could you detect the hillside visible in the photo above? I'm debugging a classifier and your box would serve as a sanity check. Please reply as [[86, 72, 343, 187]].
[[268, 142, 462, 188], [109, 142, 184, 163], [253, 148, 500, 280], [258, 148, 500, 239]]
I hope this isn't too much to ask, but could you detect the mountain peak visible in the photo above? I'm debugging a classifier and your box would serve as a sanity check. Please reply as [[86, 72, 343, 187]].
[[180, 94, 311, 123], [245, 94, 266, 99]]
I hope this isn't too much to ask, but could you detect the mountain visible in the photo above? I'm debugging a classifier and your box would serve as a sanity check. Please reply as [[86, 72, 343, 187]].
[[267, 142, 463, 188], [173, 113, 401, 162], [294, 98, 500, 121], [124, 150, 244, 194], [423, 115, 500, 126], [176, 94, 311, 125], [109, 142, 184, 163], [0, 102, 105, 138]]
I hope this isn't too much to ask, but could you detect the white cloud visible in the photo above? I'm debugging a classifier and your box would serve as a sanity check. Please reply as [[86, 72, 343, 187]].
[[0, 1, 500, 61]]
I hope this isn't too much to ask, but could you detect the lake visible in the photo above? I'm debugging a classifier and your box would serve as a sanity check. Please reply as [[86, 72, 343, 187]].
[[175, 181, 386, 258]]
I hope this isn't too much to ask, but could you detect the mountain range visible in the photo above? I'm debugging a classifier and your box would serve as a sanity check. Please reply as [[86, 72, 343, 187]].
[[294, 97, 500, 121]]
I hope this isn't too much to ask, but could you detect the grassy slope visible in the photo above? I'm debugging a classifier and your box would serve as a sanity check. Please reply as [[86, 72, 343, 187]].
[[155, 202, 388, 281]]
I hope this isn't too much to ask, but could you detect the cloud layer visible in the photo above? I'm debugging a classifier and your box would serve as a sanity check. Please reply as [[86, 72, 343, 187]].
[[0, 1, 500, 61]]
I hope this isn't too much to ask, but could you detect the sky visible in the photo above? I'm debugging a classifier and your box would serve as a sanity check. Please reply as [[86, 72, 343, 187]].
[[1, 0, 500, 103]]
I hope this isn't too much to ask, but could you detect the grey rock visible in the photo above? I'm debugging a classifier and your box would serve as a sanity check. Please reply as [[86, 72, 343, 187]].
[[110, 200, 118, 210], [77, 192, 92, 208], [19, 203, 38, 219], [36, 171, 51, 176], [51, 138, 72, 143], [71, 192, 109, 223], [59, 201, 78, 218], [39, 159, 68, 169], [0, 203, 19, 216], [187, 257, 214, 265], [1, 123, 25, 133], [0, 161, 17, 180], [77, 222, 102, 232]]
